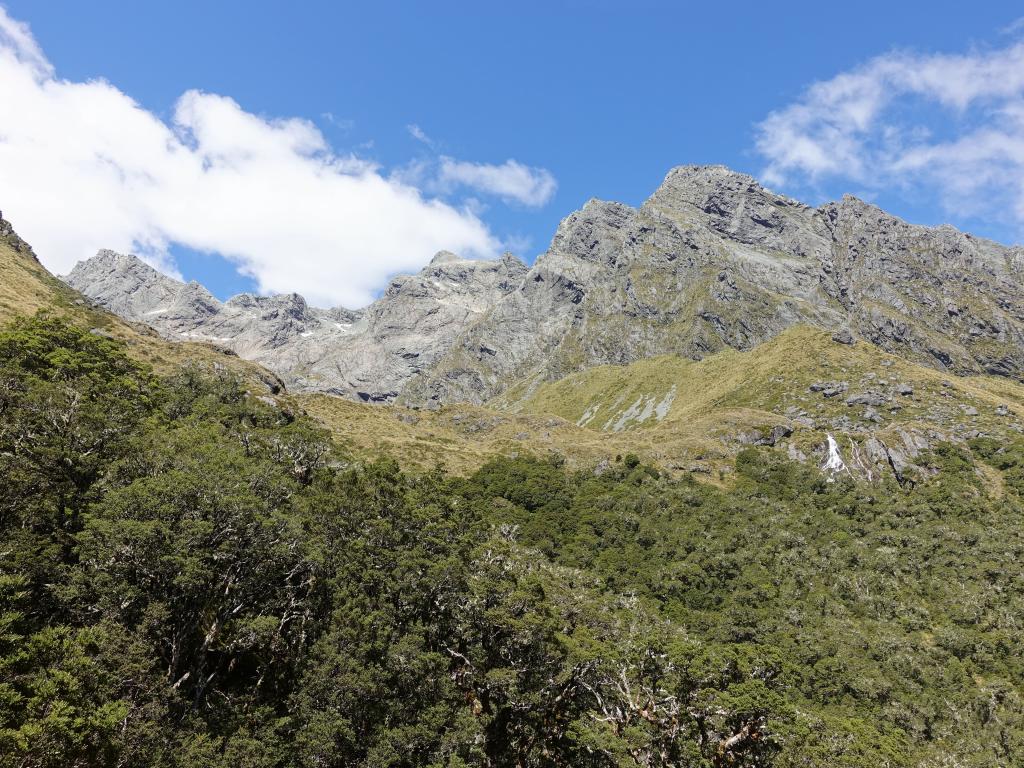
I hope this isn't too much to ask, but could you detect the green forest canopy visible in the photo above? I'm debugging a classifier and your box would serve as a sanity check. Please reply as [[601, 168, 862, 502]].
[[1, 314, 1022, 767]]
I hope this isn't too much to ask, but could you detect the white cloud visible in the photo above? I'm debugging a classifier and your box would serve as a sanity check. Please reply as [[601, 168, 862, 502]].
[[0, 7, 49, 78], [406, 123, 435, 147], [397, 127, 557, 208], [755, 36, 1024, 230], [0, 8, 536, 308], [437, 157, 557, 207]]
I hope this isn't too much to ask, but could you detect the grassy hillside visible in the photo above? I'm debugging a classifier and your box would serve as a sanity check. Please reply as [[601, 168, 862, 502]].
[[503, 326, 1024, 476], [299, 394, 653, 476], [299, 327, 1024, 483], [512, 327, 1024, 428], [0, 218, 281, 391], [9, 215, 1023, 486]]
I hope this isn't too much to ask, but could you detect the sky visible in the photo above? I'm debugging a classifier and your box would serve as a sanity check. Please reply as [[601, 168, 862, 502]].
[[2, 1, 1024, 307]]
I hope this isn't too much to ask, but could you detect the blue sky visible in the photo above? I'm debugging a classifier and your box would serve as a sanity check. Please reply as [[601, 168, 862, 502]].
[[2, 1, 1024, 305]]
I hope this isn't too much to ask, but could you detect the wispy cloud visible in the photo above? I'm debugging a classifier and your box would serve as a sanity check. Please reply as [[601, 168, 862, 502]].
[[755, 34, 1024, 229], [437, 158, 557, 207], [1001, 17, 1024, 36], [0, 8, 555, 307], [406, 123, 435, 148], [320, 112, 354, 132], [392, 153, 557, 209], [401, 124, 557, 207]]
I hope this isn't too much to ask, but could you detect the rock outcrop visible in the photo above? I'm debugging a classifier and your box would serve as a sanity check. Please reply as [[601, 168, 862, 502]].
[[64, 164, 1024, 405]]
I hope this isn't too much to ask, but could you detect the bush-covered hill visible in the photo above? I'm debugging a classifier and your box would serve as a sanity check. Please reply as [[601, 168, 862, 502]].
[[2, 314, 1023, 767]]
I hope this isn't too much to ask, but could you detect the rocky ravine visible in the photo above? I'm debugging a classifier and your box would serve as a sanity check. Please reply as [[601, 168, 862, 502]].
[[65, 164, 1024, 406]]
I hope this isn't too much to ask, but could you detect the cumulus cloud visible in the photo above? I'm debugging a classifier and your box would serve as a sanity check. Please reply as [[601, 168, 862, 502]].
[[437, 158, 557, 207], [0, 8, 558, 308], [755, 36, 1024, 229]]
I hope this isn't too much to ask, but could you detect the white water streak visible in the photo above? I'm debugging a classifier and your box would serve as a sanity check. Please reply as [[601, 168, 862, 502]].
[[822, 433, 849, 478]]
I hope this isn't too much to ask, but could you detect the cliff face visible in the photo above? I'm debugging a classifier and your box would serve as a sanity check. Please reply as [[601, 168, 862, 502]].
[[64, 165, 1024, 406]]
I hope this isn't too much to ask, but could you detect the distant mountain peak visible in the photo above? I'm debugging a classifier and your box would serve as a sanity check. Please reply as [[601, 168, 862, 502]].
[[65, 244, 527, 401]]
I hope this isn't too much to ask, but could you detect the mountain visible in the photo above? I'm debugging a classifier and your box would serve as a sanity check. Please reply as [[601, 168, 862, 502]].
[[409, 165, 1024, 404], [65, 165, 1024, 410], [65, 247, 527, 402]]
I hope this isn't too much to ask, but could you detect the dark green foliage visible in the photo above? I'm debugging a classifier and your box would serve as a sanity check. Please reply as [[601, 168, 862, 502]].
[[970, 435, 1024, 495], [1, 315, 1023, 766], [0, 314, 157, 613], [467, 448, 1024, 766]]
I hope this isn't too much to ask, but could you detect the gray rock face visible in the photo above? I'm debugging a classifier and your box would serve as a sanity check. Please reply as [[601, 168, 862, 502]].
[[409, 166, 1024, 405], [64, 164, 1024, 405], [860, 428, 934, 486], [1, 215, 39, 260], [64, 249, 527, 401]]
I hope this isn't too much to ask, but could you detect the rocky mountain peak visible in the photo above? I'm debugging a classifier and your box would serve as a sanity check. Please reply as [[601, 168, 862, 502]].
[[62, 164, 1024, 408], [659, 162, 758, 188], [226, 292, 311, 322], [429, 250, 462, 265], [651, 164, 803, 210], [545, 199, 635, 269], [64, 245, 531, 401], [92, 247, 141, 265], [65, 249, 191, 320]]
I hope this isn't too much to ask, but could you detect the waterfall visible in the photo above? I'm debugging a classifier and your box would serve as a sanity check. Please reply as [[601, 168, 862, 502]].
[[822, 433, 848, 476]]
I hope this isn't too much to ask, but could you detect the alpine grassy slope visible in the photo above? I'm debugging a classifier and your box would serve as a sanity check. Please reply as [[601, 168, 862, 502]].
[[506, 326, 1024, 482], [0, 218, 283, 394], [3, 161, 1024, 766], [303, 326, 1024, 482]]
